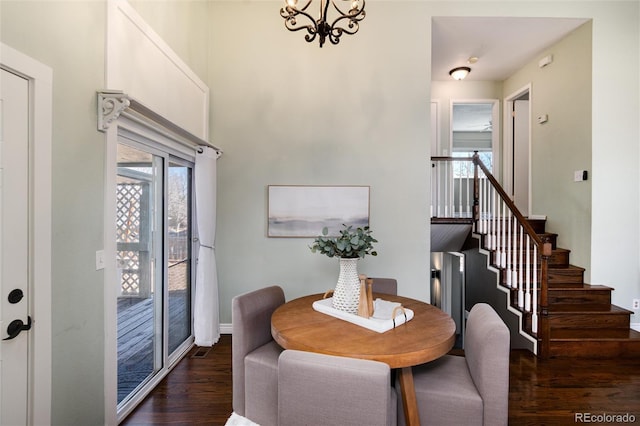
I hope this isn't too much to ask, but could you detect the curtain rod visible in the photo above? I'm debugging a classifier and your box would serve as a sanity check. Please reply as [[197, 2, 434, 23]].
[[98, 91, 223, 157]]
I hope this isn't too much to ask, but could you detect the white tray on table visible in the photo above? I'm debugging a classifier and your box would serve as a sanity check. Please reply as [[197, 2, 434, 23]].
[[312, 297, 414, 333]]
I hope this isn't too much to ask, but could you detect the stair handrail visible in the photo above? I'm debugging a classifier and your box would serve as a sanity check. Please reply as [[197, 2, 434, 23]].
[[471, 152, 553, 358], [472, 154, 545, 247]]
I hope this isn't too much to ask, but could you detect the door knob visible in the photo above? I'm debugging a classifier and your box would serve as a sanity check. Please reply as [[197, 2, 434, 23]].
[[8, 288, 24, 304], [3, 316, 32, 340]]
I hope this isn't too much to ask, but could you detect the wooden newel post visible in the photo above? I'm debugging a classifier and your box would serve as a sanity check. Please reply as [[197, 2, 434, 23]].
[[472, 151, 480, 224], [538, 241, 553, 359]]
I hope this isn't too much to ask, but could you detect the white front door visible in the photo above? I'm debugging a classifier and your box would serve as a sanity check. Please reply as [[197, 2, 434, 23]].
[[0, 68, 30, 425]]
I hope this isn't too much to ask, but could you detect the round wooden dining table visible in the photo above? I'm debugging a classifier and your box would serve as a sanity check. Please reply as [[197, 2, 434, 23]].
[[271, 293, 456, 426]]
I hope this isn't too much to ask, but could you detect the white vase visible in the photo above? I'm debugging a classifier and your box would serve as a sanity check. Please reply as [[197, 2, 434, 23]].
[[332, 258, 361, 314]]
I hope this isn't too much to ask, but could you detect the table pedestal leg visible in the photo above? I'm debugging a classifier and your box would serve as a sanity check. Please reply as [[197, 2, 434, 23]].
[[398, 366, 421, 426]]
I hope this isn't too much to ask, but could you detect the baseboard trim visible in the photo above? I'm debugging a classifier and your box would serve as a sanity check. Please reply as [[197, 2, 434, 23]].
[[631, 323, 640, 332], [220, 323, 232, 334]]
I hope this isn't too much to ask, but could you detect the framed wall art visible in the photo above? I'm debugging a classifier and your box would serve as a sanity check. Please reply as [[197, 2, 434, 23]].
[[268, 185, 370, 237]]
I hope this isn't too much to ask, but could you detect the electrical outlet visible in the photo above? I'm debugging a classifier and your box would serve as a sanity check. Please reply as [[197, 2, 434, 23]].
[[633, 299, 640, 310]]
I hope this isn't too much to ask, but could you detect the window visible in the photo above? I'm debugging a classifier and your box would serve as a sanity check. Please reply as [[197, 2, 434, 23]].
[[452, 102, 494, 175]]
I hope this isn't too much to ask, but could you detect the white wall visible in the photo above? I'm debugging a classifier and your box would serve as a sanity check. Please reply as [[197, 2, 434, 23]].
[[209, 2, 432, 323], [588, 2, 640, 322], [504, 22, 592, 279], [1, 1, 107, 423]]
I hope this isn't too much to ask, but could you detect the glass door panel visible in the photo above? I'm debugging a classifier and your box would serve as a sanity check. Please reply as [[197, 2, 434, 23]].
[[116, 143, 163, 406], [167, 162, 192, 355]]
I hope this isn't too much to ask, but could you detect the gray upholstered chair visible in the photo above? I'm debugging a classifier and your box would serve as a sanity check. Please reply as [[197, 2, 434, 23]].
[[232, 285, 285, 426], [397, 303, 510, 426], [278, 349, 397, 426], [370, 277, 398, 295]]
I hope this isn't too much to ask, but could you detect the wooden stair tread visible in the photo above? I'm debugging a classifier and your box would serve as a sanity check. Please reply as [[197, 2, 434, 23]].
[[548, 304, 632, 314], [548, 284, 612, 291], [548, 264, 585, 272], [549, 283, 613, 291], [550, 328, 640, 341]]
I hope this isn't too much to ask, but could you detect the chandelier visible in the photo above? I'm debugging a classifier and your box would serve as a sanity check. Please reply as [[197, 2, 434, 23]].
[[280, 0, 366, 48]]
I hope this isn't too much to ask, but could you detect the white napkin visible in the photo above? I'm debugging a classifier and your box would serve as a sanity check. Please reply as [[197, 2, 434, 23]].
[[372, 298, 404, 320]]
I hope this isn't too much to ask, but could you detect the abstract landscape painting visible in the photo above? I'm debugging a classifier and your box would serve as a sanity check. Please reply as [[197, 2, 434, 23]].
[[268, 186, 370, 237]]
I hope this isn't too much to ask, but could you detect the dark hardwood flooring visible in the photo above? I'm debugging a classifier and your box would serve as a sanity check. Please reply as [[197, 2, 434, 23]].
[[122, 335, 640, 425]]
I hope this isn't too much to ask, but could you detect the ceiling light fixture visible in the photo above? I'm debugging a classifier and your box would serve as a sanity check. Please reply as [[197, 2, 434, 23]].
[[280, 0, 366, 48], [449, 66, 471, 81]]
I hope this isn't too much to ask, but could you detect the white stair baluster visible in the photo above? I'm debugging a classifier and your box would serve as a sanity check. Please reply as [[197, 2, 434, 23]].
[[518, 224, 524, 308], [484, 176, 489, 235], [512, 213, 518, 288], [436, 162, 441, 217], [466, 162, 471, 217], [491, 187, 497, 250], [444, 162, 449, 217], [500, 200, 509, 268], [525, 235, 531, 312], [449, 162, 454, 218], [495, 197, 501, 265], [532, 244, 539, 333], [458, 162, 462, 217], [506, 210, 512, 287], [479, 175, 484, 233]]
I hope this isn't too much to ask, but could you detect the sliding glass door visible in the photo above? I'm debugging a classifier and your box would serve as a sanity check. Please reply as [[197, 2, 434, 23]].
[[167, 161, 192, 355], [116, 141, 195, 410]]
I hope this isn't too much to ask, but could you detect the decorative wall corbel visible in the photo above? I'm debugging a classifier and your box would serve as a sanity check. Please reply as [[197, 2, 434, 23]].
[[97, 91, 131, 131]]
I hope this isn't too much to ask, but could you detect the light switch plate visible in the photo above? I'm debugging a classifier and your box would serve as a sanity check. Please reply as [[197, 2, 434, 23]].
[[574, 170, 588, 182], [96, 250, 105, 270]]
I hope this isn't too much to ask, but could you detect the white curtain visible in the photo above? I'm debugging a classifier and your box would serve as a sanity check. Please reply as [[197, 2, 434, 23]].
[[194, 146, 220, 346]]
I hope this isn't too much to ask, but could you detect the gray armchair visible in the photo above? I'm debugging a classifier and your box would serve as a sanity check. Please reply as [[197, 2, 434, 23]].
[[231, 285, 285, 426], [278, 349, 397, 426], [370, 277, 398, 296], [397, 303, 510, 426]]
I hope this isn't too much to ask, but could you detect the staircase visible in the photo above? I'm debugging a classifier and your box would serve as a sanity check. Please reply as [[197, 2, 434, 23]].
[[431, 154, 640, 358], [511, 218, 640, 358]]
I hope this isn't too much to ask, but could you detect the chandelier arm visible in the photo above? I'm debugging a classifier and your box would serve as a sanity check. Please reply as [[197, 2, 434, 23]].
[[280, 4, 319, 40], [331, 0, 366, 17], [330, 13, 364, 36], [329, 0, 365, 38]]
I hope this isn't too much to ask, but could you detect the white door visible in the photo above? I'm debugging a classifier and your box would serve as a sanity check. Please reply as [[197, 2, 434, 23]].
[[513, 99, 530, 215], [0, 68, 30, 425]]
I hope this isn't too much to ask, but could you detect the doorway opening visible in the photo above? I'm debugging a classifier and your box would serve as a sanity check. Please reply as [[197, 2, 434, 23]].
[[503, 85, 531, 216]]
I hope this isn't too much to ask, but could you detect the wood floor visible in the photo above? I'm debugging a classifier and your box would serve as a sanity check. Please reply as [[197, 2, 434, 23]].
[[122, 334, 640, 425]]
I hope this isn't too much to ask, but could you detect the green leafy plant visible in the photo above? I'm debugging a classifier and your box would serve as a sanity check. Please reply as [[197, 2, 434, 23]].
[[310, 224, 378, 259]]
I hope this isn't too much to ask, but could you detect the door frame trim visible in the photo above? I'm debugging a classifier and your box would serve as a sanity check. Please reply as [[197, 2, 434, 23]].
[[503, 84, 532, 216], [0, 42, 53, 426]]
